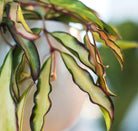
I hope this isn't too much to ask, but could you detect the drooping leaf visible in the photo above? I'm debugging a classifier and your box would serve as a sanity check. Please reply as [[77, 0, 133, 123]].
[[30, 56, 52, 131], [102, 21, 121, 41], [7, 2, 40, 40], [8, 24, 40, 81], [0, 0, 4, 23], [12, 46, 24, 102], [84, 34, 116, 96], [60, 52, 114, 131], [49, 0, 103, 28], [17, 83, 33, 131], [51, 31, 95, 71], [0, 50, 18, 131], [91, 25, 124, 69], [116, 40, 138, 50]]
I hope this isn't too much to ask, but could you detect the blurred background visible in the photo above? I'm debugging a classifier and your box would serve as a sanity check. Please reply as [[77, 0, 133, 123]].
[[65, 0, 138, 131]]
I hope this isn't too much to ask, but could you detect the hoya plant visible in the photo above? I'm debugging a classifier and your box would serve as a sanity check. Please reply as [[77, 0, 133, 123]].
[[0, 0, 130, 131]]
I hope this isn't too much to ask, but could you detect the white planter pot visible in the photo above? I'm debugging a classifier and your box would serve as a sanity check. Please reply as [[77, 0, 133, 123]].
[[0, 20, 86, 131]]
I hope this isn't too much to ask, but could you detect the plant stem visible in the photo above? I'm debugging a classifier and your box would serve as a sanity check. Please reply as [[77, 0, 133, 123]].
[[42, 17, 55, 52], [50, 51, 57, 82], [89, 29, 103, 65]]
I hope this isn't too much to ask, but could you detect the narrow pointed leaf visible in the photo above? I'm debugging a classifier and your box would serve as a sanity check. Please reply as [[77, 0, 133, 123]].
[[91, 25, 124, 69], [11, 28, 42, 95], [116, 40, 138, 50], [49, 0, 103, 28], [60, 52, 114, 131], [84, 34, 116, 96], [17, 83, 33, 131], [51, 31, 95, 71], [12, 46, 24, 102], [30, 56, 52, 131], [7, 2, 40, 40], [0, 50, 18, 131], [8, 25, 40, 81]]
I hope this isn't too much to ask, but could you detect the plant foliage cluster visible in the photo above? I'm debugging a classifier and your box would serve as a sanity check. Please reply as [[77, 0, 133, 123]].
[[0, 0, 133, 131]]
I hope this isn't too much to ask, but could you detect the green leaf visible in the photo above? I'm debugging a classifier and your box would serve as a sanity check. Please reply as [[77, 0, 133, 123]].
[[8, 25, 40, 81], [12, 46, 24, 102], [60, 52, 114, 131], [51, 31, 95, 71], [7, 2, 40, 40], [17, 83, 33, 131], [49, 0, 103, 28], [0, 0, 4, 23], [0, 50, 18, 131], [30, 56, 52, 131], [31, 28, 42, 35], [116, 40, 138, 49], [91, 25, 124, 69]]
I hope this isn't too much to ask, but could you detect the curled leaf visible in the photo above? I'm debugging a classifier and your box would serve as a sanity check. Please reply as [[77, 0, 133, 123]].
[[102, 21, 121, 41], [91, 25, 124, 69], [8, 24, 40, 81], [60, 52, 114, 131], [84, 34, 116, 96], [30, 56, 52, 131], [7, 2, 40, 40], [12, 46, 24, 102]]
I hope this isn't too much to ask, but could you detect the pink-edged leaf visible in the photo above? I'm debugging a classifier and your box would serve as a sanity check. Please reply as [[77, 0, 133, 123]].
[[30, 56, 52, 131], [91, 25, 124, 69], [7, 2, 40, 40], [84, 34, 116, 96], [60, 52, 114, 131], [7, 24, 40, 81]]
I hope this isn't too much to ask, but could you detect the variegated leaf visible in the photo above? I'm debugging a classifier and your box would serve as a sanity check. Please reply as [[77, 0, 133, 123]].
[[49, 0, 103, 28], [0, 50, 18, 131], [7, 2, 40, 40], [61, 52, 114, 131], [51, 31, 95, 71], [30, 56, 52, 131], [91, 25, 124, 69], [84, 34, 116, 96], [17, 83, 33, 131], [8, 24, 40, 81], [12, 46, 24, 102]]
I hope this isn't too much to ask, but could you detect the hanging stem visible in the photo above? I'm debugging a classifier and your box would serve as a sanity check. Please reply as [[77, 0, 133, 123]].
[[42, 17, 55, 52], [89, 29, 103, 65], [50, 51, 57, 82]]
